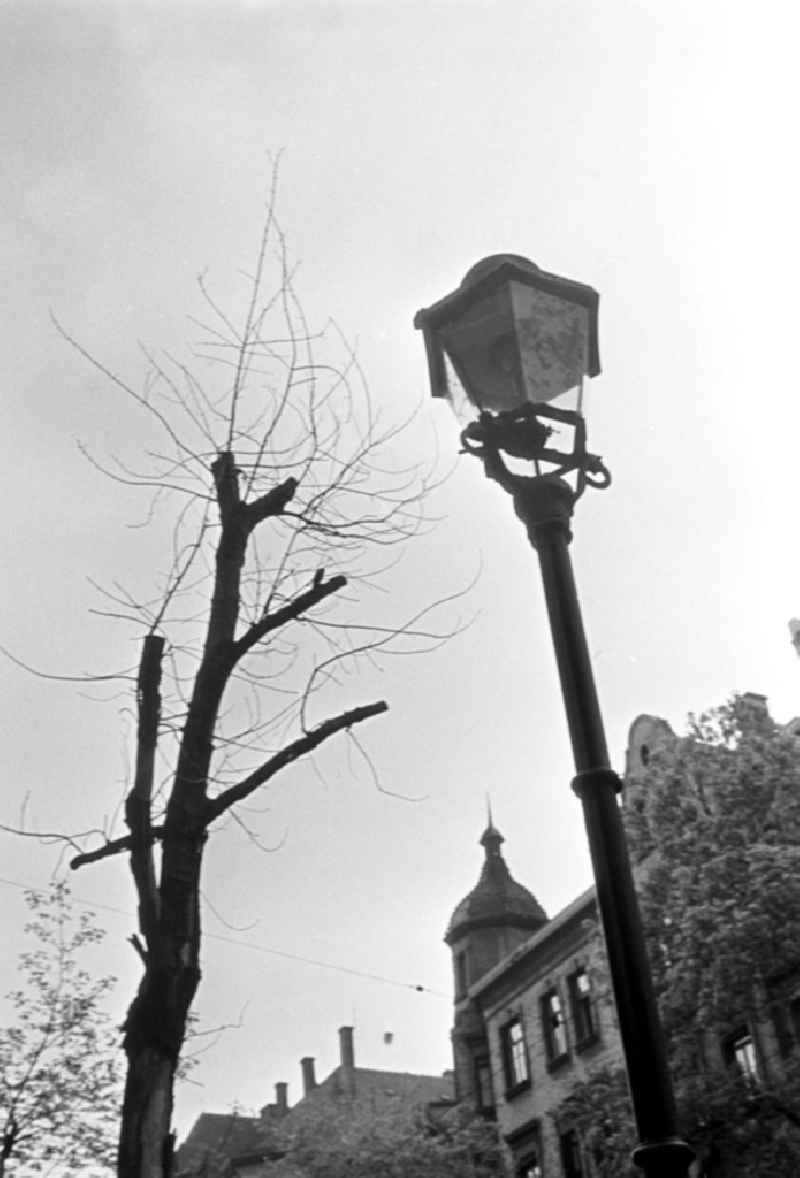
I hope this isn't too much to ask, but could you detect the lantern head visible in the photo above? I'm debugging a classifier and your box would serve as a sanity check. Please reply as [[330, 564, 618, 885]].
[[414, 254, 600, 418]]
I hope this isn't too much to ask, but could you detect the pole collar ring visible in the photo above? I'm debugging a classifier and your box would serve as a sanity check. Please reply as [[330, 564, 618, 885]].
[[571, 767, 623, 798]]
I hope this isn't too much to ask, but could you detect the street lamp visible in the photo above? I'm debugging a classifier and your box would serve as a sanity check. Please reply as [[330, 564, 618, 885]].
[[415, 255, 694, 1178]]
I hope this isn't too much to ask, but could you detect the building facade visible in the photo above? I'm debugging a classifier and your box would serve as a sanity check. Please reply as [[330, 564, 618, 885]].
[[181, 696, 800, 1177], [446, 698, 800, 1177], [446, 819, 621, 1177]]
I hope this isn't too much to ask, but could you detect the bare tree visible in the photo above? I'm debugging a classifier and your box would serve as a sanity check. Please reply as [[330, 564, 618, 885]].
[[18, 171, 450, 1178]]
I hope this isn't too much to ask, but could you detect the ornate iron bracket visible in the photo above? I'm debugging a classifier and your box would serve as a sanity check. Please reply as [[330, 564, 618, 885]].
[[459, 403, 611, 499]]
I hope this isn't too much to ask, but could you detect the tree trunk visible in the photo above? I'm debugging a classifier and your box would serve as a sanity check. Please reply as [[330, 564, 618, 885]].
[[118, 1044, 176, 1178], [112, 456, 369, 1174], [118, 956, 200, 1178], [119, 816, 203, 1178], [0, 1116, 18, 1178]]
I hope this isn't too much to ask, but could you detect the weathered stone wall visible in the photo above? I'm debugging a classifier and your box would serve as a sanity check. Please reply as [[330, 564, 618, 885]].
[[477, 908, 623, 1175]]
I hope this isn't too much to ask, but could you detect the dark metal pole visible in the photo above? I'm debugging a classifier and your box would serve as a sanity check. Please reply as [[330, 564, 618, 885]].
[[512, 476, 694, 1178]]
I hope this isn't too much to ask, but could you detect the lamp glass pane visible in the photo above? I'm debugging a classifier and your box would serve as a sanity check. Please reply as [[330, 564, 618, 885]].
[[510, 282, 590, 406], [439, 352, 476, 424], [437, 284, 523, 413]]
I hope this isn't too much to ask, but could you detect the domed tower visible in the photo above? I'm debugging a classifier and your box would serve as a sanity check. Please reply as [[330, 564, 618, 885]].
[[446, 818, 548, 997], [445, 816, 548, 1109]]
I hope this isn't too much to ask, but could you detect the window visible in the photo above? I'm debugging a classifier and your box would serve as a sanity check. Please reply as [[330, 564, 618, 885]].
[[517, 1159, 542, 1178], [767, 992, 794, 1058], [475, 1057, 494, 1113], [766, 971, 800, 1058], [790, 996, 800, 1044], [560, 1129, 584, 1178], [568, 968, 596, 1048], [456, 950, 469, 998], [508, 1122, 542, 1178], [501, 1016, 530, 1092], [733, 1035, 758, 1081], [542, 988, 569, 1065], [723, 1029, 759, 1082]]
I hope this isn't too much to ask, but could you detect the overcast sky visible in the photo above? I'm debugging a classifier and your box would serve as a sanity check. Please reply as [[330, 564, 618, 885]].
[[2, 0, 799, 1139]]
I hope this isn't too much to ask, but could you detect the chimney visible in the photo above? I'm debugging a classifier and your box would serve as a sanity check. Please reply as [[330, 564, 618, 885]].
[[300, 1057, 316, 1098], [338, 1026, 355, 1097], [339, 1025, 355, 1070], [275, 1081, 288, 1115], [789, 619, 800, 658], [741, 691, 767, 710], [739, 692, 770, 729]]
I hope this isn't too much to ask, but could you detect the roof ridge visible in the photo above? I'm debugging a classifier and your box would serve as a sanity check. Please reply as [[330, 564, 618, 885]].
[[347, 1066, 451, 1080]]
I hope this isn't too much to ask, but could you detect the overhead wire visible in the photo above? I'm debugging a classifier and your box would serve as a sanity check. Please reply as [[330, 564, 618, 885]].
[[0, 874, 449, 999]]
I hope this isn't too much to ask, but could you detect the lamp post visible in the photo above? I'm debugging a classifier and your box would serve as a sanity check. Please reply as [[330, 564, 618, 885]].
[[415, 256, 694, 1178]]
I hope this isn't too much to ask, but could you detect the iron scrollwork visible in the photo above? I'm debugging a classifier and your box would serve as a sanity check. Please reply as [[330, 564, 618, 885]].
[[459, 403, 611, 499]]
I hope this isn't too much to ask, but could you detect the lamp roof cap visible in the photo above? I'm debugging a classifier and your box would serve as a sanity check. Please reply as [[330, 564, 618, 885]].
[[413, 253, 601, 381]]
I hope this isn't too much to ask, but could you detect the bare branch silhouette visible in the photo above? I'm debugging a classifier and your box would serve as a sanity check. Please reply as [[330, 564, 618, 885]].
[[6, 161, 458, 1178]]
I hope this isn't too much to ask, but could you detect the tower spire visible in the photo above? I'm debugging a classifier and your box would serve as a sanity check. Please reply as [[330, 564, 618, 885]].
[[479, 806, 505, 858]]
